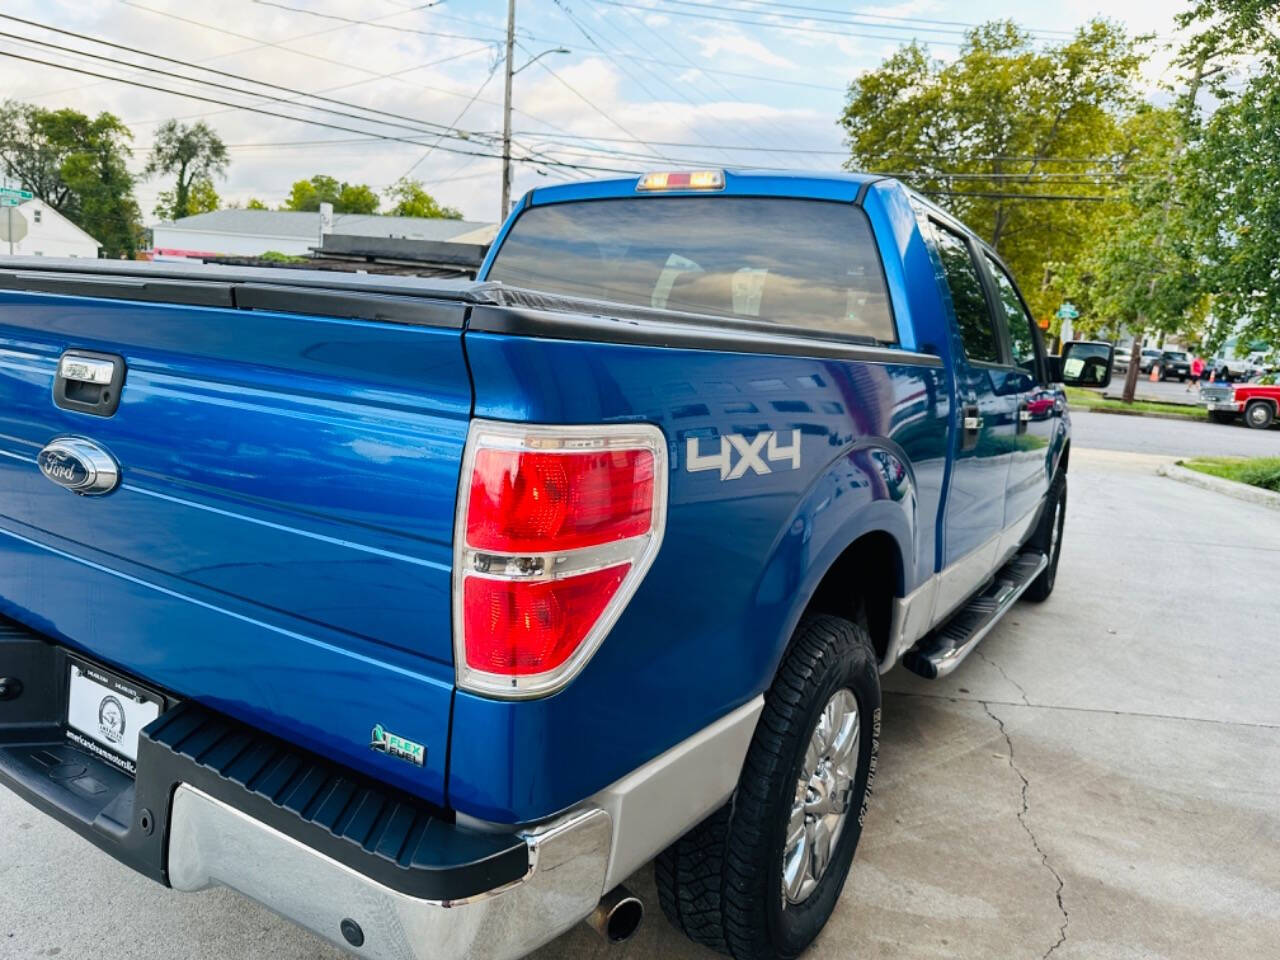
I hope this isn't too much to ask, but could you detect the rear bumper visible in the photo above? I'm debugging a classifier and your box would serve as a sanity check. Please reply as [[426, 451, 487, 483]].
[[169, 786, 612, 960], [0, 621, 612, 960]]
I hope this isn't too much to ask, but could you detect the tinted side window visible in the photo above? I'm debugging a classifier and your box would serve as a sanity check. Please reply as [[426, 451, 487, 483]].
[[985, 255, 1038, 374], [487, 197, 896, 342], [932, 224, 1000, 364]]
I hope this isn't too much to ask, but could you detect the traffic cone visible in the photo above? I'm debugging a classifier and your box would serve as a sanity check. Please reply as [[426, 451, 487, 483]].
[[1209, 370, 1216, 383], [1149, 365, 1160, 382]]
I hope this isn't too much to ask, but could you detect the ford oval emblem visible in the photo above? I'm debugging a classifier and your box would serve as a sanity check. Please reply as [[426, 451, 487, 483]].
[[37, 437, 120, 496]]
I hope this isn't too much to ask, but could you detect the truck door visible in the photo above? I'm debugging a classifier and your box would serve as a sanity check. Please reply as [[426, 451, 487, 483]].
[[927, 220, 1018, 618], [981, 253, 1055, 539]]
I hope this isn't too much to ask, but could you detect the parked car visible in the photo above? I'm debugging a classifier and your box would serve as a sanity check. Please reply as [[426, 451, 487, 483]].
[[1155, 350, 1191, 381], [1113, 346, 1160, 375], [1139, 348, 1164, 373], [1212, 354, 1260, 382], [1202, 379, 1280, 428], [0, 170, 1110, 960]]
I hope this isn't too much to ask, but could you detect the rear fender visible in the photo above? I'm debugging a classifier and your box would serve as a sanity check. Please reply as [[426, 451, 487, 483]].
[[754, 440, 915, 683]]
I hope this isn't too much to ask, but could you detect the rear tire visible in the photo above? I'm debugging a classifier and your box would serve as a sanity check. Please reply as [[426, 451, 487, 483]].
[[1024, 473, 1066, 602], [1245, 401, 1275, 430], [656, 615, 880, 960]]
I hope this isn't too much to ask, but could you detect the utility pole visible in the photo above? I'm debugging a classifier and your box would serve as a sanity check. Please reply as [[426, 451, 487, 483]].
[[501, 0, 516, 222]]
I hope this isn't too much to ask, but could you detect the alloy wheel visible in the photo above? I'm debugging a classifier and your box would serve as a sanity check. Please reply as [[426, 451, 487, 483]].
[[782, 689, 860, 907]]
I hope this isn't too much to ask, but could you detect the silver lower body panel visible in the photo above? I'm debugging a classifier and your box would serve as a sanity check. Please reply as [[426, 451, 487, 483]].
[[168, 785, 613, 960]]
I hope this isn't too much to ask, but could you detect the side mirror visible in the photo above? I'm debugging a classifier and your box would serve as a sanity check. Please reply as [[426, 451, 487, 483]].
[[1054, 340, 1114, 388]]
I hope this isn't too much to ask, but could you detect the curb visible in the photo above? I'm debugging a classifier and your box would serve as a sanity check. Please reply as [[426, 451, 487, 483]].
[[1158, 463, 1280, 511], [1074, 405, 1204, 424]]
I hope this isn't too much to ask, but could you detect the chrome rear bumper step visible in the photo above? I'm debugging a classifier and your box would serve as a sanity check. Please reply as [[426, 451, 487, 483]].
[[902, 550, 1048, 680]]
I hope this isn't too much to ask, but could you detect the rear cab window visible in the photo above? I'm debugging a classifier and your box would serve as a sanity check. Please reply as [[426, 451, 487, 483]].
[[486, 196, 897, 343]]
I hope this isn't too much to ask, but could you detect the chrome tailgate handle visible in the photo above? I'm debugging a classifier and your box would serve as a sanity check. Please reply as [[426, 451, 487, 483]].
[[53, 349, 125, 417]]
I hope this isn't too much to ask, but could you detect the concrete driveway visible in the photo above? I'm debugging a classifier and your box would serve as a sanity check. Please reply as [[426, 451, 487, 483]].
[[3, 433, 1279, 960]]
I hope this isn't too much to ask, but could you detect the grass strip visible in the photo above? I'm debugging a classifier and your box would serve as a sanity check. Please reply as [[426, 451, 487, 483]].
[[1182, 456, 1280, 493], [1064, 386, 1207, 420]]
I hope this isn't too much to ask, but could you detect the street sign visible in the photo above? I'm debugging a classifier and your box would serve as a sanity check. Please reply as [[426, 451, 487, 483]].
[[1056, 302, 1080, 320], [0, 186, 33, 202], [0, 208, 28, 245], [0, 198, 21, 207]]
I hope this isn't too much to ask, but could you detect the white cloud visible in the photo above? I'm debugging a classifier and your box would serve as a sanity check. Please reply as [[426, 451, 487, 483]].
[[690, 30, 796, 71]]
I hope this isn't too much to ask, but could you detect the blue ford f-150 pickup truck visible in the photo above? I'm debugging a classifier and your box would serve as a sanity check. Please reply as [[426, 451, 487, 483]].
[[0, 169, 1111, 959]]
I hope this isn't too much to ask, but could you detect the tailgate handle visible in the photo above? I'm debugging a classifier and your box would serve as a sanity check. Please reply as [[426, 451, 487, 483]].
[[54, 350, 125, 417]]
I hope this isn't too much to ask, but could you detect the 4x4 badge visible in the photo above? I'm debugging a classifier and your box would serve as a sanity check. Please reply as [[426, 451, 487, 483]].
[[686, 430, 801, 481]]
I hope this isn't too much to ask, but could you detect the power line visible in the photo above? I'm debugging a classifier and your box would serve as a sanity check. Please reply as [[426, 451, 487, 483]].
[[0, 47, 643, 177], [397, 55, 503, 182], [250, 0, 503, 44], [579, 0, 802, 160], [703, 0, 1074, 36], [552, 0, 743, 164], [0, 18, 496, 142], [638, 0, 1074, 41], [591, 0, 964, 46], [515, 41, 664, 160], [118, 1, 595, 143], [918, 190, 1118, 202]]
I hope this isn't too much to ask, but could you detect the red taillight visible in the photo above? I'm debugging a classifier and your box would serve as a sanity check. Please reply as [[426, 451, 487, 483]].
[[466, 448, 655, 552], [463, 564, 630, 675], [455, 421, 667, 699]]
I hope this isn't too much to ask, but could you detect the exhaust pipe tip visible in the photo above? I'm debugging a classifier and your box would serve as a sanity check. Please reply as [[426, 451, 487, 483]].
[[586, 885, 645, 944]]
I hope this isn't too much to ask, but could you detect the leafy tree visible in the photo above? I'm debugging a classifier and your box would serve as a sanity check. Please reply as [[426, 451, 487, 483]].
[[246, 197, 268, 210], [154, 176, 219, 221], [1059, 107, 1206, 344], [387, 178, 463, 219], [1174, 1, 1280, 350], [283, 174, 379, 214], [839, 20, 1147, 320], [145, 120, 228, 221], [0, 101, 142, 257]]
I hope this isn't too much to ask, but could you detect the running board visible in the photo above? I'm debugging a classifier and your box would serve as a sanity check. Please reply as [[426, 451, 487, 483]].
[[902, 550, 1048, 680]]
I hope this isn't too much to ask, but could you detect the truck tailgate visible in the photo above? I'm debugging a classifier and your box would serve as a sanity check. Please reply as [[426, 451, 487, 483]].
[[0, 281, 471, 804]]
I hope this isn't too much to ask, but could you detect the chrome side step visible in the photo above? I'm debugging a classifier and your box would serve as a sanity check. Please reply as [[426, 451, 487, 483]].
[[902, 550, 1048, 679]]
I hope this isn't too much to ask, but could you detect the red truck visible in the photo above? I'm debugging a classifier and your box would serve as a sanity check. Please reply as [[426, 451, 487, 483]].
[[1201, 380, 1280, 428]]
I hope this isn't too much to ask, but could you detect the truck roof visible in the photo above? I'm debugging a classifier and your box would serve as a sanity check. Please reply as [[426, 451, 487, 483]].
[[525, 169, 886, 206]]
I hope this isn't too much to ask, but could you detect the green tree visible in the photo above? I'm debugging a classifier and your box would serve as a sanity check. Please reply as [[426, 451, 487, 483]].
[[154, 176, 219, 221], [283, 174, 379, 214], [387, 178, 463, 219], [1059, 107, 1206, 344], [0, 101, 142, 257], [839, 20, 1147, 320], [246, 197, 268, 210], [1174, 1, 1280, 350], [145, 120, 228, 221]]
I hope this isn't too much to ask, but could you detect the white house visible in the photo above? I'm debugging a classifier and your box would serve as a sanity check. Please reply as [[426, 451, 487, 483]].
[[0, 199, 100, 258], [150, 209, 495, 259]]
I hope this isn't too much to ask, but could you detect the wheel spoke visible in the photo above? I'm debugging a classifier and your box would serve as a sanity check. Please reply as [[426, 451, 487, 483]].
[[781, 685, 863, 908], [809, 818, 832, 886], [783, 829, 809, 902], [786, 797, 807, 850]]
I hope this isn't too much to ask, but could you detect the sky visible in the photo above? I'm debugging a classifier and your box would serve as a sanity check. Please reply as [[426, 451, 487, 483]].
[[0, 0, 1193, 226]]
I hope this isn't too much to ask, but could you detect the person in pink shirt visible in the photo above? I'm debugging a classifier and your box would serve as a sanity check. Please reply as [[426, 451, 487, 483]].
[[1188, 355, 1205, 391]]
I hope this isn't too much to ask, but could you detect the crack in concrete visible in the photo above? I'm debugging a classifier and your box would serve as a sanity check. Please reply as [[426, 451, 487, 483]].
[[975, 649, 1031, 706], [888, 689, 1280, 731], [982, 701, 1069, 960]]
